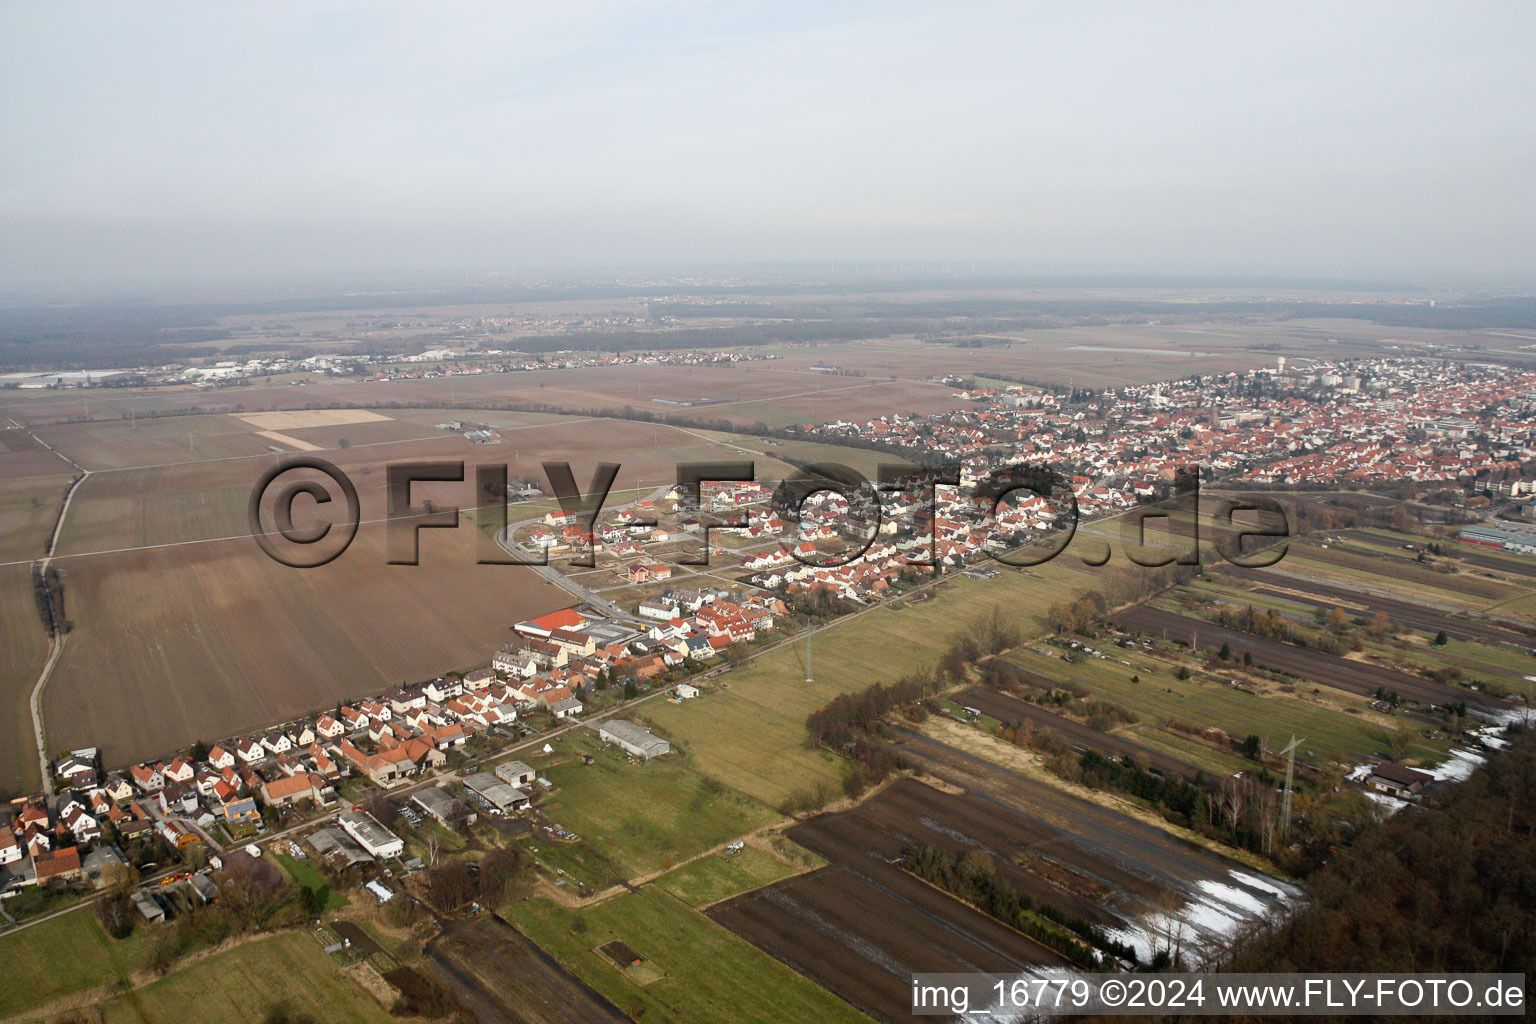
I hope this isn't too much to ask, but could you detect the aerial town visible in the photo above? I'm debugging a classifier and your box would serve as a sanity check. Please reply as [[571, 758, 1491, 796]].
[[5, 5, 1536, 1021]]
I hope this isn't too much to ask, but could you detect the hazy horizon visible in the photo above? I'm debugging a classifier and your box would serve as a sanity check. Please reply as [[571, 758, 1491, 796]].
[[4, 1, 1535, 291]]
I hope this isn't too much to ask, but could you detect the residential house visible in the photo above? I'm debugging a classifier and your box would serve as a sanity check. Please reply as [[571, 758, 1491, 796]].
[[163, 758, 196, 785], [33, 847, 82, 884], [129, 763, 164, 793], [260, 731, 293, 756]]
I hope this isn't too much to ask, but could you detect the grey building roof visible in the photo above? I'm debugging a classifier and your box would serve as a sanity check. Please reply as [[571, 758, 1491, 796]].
[[309, 826, 375, 866], [462, 772, 529, 811], [587, 718, 671, 758]]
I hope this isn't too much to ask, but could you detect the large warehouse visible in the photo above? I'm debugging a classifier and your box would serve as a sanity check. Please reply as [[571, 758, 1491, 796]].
[[1458, 523, 1536, 555], [586, 719, 671, 759], [462, 772, 530, 814]]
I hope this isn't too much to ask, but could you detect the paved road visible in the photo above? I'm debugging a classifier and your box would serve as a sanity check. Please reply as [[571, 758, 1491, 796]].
[[494, 485, 671, 620]]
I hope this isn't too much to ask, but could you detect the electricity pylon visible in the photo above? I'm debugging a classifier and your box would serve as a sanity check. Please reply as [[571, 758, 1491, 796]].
[[1280, 735, 1305, 838]]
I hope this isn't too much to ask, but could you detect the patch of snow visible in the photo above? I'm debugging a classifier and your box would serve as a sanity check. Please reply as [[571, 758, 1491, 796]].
[[1102, 868, 1301, 969], [1362, 791, 1406, 816], [1429, 746, 1485, 782], [1226, 870, 1292, 901]]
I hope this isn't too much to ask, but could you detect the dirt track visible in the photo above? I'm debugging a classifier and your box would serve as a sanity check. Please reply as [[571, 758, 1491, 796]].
[[959, 686, 1206, 780], [1113, 605, 1511, 715]]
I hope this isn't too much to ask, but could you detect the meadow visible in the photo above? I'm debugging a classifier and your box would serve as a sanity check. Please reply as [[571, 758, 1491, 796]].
[[90, 931, 397, 1024], [643, 559, 1101, 807], [507, 888, 873, 1024], [519, 730, 780, 888], [0, 910, 151, 1018], [654, 844, 802, 908]]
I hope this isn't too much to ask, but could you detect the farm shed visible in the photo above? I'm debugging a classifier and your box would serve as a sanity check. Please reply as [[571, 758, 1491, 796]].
[[463, 772, 530, 813], [412, 786, 474, 828], [586, 719, 671, 759], [494, 760, 536, 787]]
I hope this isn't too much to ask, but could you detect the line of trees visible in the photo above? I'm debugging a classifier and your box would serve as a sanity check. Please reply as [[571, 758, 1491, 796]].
[[902, 843, 1135, 967], [30, 563, 67, 637]]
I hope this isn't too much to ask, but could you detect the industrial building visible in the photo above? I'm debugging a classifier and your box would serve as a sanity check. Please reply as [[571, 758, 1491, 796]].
[[338, 810, 404, 859], [462, 771, 530, 814], [1458, 523, 1536, 555], [587, 718, 671, 759], [412, 785, 474, 828]]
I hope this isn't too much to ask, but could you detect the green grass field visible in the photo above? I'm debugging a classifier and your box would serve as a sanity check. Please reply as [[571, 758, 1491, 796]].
[[92, 931, 397, 1024], [523, 731, 780, 887], [507, 888, 873, 1024], [1005, 645, 1450, 767], [0, 909, 150, 1018], [654, 845, 800, 908], [274, 853, 350, 912], [643, 560, 1101, 807], [1186, 573, 1536, 702]]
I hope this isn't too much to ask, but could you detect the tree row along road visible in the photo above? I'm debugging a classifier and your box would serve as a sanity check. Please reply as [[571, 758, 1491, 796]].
[[3, 411, 92, 795]]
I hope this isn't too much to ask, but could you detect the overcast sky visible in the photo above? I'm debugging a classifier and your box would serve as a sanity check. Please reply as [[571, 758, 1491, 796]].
[[3, 1, 1534, 290]]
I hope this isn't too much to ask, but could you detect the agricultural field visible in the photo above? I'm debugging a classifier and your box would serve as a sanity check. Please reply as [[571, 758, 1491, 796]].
[[1, 408, 887, 774], [0, 562, 48, 793], [507, 886, 874, 1024], [1256, 536, 1532, 617], [1002, 640, 1447, 769], [49, 413, 812, 556], [516, 730, 779, 887], [88, 930, 399, 1024], [422, 915, 632, 1024], [1180, 574, 1536, 702], [654, 844, 803, 908], [0, 424, 75, 480], [956, 685, 1208, 778], [0, 909, 151, 1018], [0, 473, 74, 563], [712, 776, 1296, 1024], [39, 524, 570, 768], [642, 560, 1102, 808]]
